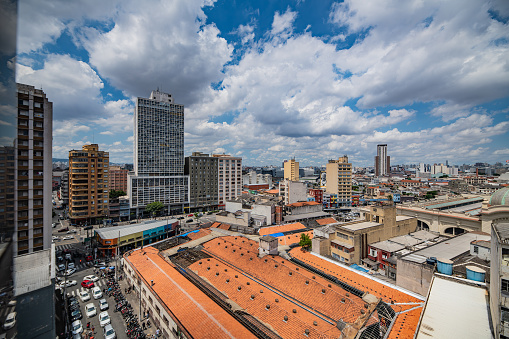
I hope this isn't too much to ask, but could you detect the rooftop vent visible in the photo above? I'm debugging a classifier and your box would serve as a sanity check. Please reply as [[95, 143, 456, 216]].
[[275, 298, 279, 302], [246, 282, 250, 285], [305, 280, 309, 285], [249, 258, 253, 261], [207, 259, 210, 261], [264, 259, 268, 263], [215, 264, 218, 266], [313, 321, 318, 326], [233, 249, 236, 252], [289, 272, 292, 276], [199, 262, 202, 265], [207, 267, 210, 270], [235, 275, 238, 278], [266, 305, 270, 310], [251, 295, 255, 300], [226, 279, 229, 283], [241, 253, 244, 256], [345, 293, 349, 297], [341, 298, 345, 303], [312, 276, 315, 279], [328, 284, 331, 288], [238, 286, 242, 291], [224, 269, 228, 272], [274, 264, 278, 268], [292, 309, 297, 313], [364, 304, 369, 309], [305, 329, 310, 336], [321, 289, 325, 294], [283, 316, 288, 322], [361, 309, 366, 315], [260, 289, 264, 293], [215, 272, 219, 276]]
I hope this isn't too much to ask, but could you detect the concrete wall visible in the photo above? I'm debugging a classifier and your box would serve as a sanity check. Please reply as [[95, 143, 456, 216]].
[[312, 237, 331, 256], [396, 258, 434, 296], [252, 204, 274, 225], [470, 243, 490, 261], [215, 211, 251, 227]]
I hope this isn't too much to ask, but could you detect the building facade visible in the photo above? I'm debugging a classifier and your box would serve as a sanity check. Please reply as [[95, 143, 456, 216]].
[[279, 179, 307, 205], [14, 84, 53, 255], [375, 144, 390, 176], [129, 90, 189, 215], [325, 155, 352, 206], [109, 166, 128, 192], [184, 152, 219, 211], [283, 158, 299, 181], [68, 144, 109, 224], [213, 154, 242, 208]]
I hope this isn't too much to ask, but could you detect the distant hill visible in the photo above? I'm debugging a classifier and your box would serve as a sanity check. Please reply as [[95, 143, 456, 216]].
[[52, 158, 68, 162]]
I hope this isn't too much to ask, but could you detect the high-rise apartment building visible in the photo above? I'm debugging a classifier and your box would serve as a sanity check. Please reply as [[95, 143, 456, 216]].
[[284, 159, 299, 181], [109, 166, 128, 192], [185, 152, 219, 211], [213, 154, 242, 208], [68, 144, 109, 224], [14, 84, 53, 255], [128, 90, 189, 215], [374, 144, 390, 176], [325, 155, 352, 206]]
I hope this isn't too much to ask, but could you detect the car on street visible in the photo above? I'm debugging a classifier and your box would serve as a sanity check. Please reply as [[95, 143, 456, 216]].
[[99, 299, 109, 311], [65, 268, 76, 276], [67, 229, 77, 234], [84, 225, 93, 230], [85, 255, 93, 262], [81, 280, 94, 289], [85, 303, 97, 318], [187, 214, 193, 217], [70, 308, 82, 322], [83, 275, 99, 282], [63, 236, 74, 240], [60, 280, 77, 288], [103, 324, 116, 339], [79, 291, 90, 302], [99, 311, 111, 327], [65, 253, 72, 260], [92, 287, 102, 300], [58, 264, 65, 271], [58, 227, 69, 232], [186, 219, 193, 223], [52, 223, 56, 228], [3, 312, 16, 330], [71, 320, 83, 335], [94, 261, 106, 268], [68, 262, 75, 269]]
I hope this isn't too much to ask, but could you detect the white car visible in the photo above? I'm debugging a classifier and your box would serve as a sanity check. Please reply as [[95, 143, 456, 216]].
[[71, 320, 83, 335], [99, 311, 111, 327], [58, 264, 65, 271], [92, 287, 102, 300], [65, 268, 76, 276], [63, 236, 73, 240], [99, 299, 109, 311], [3, 312, 16, 330], [85, 303, 97, 317], [68, 262, 75, 269], [60, 280, 77, 288], [84, 275, 99, 282], [79, 291, 90, 302], [104, 324, 116, 339]]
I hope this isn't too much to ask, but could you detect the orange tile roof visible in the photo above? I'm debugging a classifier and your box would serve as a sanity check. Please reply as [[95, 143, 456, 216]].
[[188, 257, 342, 338], [386, 307, 423, 339], [265, 189, 279, 194], [258, 222, 306, 236], [125, 247, 256, 339], [210, 222, 221, 228], [277, 231, 314, 246], [286, 201, 320, 207], [187, 228, 212, 241], [316, 217, 338, 225], [217, 223, 231, 230], [201, 236, 367, 325]]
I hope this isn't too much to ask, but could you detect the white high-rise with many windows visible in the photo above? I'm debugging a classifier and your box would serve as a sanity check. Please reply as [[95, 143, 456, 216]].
[[213, 154, 242, 208], [128, 90, 189, 215]]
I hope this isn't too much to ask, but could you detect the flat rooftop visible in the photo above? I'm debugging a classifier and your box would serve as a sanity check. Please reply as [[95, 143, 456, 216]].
[[340, 221, 381, 232], [96, 219, 178, 239]]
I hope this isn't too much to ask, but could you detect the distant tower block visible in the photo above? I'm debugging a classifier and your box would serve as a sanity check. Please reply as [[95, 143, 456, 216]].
[[374, 144, 390, 176], [259, 236, 278, 257]]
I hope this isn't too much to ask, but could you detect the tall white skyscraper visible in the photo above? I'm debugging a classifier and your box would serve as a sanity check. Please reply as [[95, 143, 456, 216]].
[[374, 144, 390, 176], [129, 90, 189, 215]]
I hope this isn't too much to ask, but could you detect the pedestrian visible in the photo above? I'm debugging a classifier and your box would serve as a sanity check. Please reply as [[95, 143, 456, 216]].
[[156, 328, 160, 337], [92, 325, 95, 334]]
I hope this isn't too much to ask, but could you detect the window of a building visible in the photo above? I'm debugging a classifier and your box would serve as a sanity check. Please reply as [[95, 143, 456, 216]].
[[502, 279, 509, 294]]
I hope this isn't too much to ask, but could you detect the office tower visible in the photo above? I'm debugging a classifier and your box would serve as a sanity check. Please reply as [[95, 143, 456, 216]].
[[325, 155, 352, 206], [129, 90, 189, 215], [213, 154, 242, 208], [109, 166, 128, 192], [14, 84, 53, 255], [185, 152, 219, 211], [60, 169, 69, 207], [284, 158, 299, 181], [374, 144, 390, 176], [68, 144, 109, 224]]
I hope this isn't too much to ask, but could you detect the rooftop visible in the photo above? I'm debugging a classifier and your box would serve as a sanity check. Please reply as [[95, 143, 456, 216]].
[[286, 201, 321, 208], [315, 217, 338, 225], [369, 240, 406, 253], [125, 247, 256, 338], [258, 222, 306, 236], [284, 211, 331, 222], [340, 221, 381, 232], [96, 219, 178, 239], [415, 275, 491, 339]]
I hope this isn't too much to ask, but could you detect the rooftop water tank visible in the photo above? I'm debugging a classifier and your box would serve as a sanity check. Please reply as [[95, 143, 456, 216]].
[[436, 258, 453, 275], [466, 265, 486, 282]]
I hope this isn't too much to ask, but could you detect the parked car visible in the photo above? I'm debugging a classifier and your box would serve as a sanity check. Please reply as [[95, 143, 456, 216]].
[[68, 298, 80, 310], [60, 280, 77, 288], [63, 236, 74, 240], [58, 227, 69, 233], [99, 299, 109, 311], [94, 262, 106, 268], [83, 275, 99, 282], [85, 255, 93, 262], [186, 219, 193, 223], [58, 264, 65, 272], [71, 320, 83, 335], [68, 262, 75, 269], [99, 311, 111, 327], [3, 312, 16, 330], [81, 280, 94, 289], [79, 291, 90, 302], [187, 214, 193, 217], [70, 308, 82, 322], [85, 303, 97, 318], [65, 268, 76, 276], [92, 287, 102, 300], [103, 324, 116, 339]]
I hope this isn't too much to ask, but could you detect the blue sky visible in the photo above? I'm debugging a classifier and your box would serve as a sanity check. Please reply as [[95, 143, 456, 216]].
[[15, 0, 509, 167]]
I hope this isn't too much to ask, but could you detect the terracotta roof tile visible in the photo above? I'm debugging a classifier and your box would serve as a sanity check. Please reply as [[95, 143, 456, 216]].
[[218, 223, 231, 230], [277, 231, 314, 246], [187, 228, 212, 241], [286, 201, 320, 207], [125, 247, 256, 339], [315, 217, 338, 225], [259, 222, 306, 236], [211, 222, 221, 228]]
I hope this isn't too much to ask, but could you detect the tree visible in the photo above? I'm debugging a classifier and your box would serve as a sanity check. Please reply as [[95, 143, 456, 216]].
[[145, 201, 164, 217], [109, 190, 126, 199], [299, 233, 312, 250]]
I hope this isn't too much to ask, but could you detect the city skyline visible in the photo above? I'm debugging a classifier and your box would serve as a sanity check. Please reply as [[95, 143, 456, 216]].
[[15, 0, 509, 166]]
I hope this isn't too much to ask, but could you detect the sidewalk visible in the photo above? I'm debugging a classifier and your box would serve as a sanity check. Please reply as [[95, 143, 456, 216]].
[[115, 273, 157, 338]]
